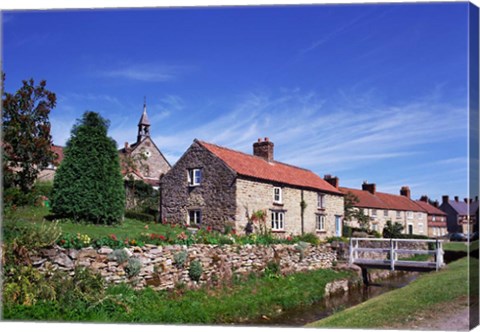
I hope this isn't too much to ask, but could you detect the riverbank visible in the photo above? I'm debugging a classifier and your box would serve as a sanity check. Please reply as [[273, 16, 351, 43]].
[[307, 256, 472, 329]]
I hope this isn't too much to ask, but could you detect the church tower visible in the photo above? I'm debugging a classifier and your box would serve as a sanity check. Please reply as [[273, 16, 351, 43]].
[[137, 98, 151, 143]]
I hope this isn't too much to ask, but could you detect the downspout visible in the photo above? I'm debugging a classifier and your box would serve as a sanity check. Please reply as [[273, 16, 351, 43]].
[[301, 189, 305, 235]]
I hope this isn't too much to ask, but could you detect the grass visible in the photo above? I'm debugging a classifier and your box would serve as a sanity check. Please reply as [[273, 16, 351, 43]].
[[3, 267, 353, 324], [3, 205, 182, 240], [307, 256, 472, 329], [443, 241, 469, 252]]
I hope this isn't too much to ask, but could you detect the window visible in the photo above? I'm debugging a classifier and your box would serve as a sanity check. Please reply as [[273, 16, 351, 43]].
[[316, 214, 326, 231], [372, 209, 377, 217], [271, 211, 285, 231], [372, 223, 378, 232], [432, 215, 436, 222], [396, 211, 401, 218], [418, 223, 424, 233], [188, 210, 201, 225], [384, 210, 389, 217], [317, 193, 325, 209], [417, 212, 423, 219], [407, 211, 413, 219], [273, 187, 282, 203], [188, 168, 202, 186]]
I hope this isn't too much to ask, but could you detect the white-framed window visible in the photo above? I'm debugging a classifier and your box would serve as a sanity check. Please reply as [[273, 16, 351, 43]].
[[372, 209, 377, 217], [396, 211, 401, 219], [384, 210, 389, 217], [418, 222, 424, 233], [417, 212, 423, 219], [188, 210, 201, 225], [372, 223, 378, 232], [271, 211, 285, 231], [317, 193, 325, 209], [316, 214, 326, 231], [273, 187, 282, 203], [407, 211, 413, 219], [188, 168, 202, 186], [432, 215, 436, 222]]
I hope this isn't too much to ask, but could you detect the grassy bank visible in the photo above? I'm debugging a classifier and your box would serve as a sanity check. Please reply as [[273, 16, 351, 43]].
[[3, 267, 353, 324], [308, 257, 472, 329]]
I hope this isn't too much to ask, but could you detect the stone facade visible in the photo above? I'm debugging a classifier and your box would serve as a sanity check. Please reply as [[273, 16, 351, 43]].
[[31, 243, 338, 290], [358, 208, 428, 236], [235, 178, 344, 238], [160, 141, 237, 230]]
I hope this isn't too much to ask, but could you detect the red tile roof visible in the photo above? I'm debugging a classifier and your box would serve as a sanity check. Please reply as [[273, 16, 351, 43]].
[[51, 145, 64, 165], [340, 186, 426, 212], [197, 140, 342, 195], [414, 200, 447, 216]]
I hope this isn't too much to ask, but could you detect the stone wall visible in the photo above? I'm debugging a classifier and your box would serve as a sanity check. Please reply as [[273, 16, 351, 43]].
[[235, 177, 344, 238], [32, 243, 337, 290], [160, 141, 238, 231]]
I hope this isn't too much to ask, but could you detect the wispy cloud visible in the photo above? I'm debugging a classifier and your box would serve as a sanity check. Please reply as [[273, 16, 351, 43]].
[[100, 63, 193, 82]]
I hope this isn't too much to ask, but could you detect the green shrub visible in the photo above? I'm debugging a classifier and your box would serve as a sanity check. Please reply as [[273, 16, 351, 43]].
[[264, 260, 281, 279], [125, 210, 155, 222], [295, 232, 320, 245], [13, 221, 62, 250], [51, 111, 125, 225], [174, 250, 188, 268], [188, 260, 203, 282], [125, 257, 143, 278], [109, 248, 130, 264]]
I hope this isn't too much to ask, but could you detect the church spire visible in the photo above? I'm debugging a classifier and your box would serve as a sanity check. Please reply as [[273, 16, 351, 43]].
[[137, 97, 151, 143]]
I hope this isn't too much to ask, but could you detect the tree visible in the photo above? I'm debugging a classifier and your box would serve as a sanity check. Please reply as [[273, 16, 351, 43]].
[[383, 220, 404, 238], [51, 111, 125, 224], [2, 74, 57, 192], [344, 191, 370, 231]]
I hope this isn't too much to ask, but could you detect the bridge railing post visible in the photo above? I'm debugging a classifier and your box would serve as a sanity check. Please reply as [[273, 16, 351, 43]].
[[349, 237, 353, 266], [390, 238, 395, 271]]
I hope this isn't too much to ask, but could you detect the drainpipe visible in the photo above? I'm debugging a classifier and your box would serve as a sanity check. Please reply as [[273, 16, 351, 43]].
[[301, 190, 305, 235]]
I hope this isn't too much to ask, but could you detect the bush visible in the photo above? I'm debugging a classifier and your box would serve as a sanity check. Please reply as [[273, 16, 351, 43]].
[[264, 260, 281, 278], [125, 210, 155, 222], [125, 257, 143, 278], [174, 250, 188, 268], [51, 111, 125, 225], [188, 260, 203, 282], [13, 221, 62, 250], [294, 232, 320, 245], [108, 248, 130, 264]]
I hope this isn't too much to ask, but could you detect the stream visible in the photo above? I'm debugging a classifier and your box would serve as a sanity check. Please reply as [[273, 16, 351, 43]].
[[245, 250, 467, 327]]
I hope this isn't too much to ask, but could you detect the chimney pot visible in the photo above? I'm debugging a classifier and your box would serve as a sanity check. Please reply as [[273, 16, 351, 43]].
[[324, 175, 339, 188], [420, 195, 428, 202], [362, 182, 376, 195], [400, 186, 411, 199], [455, 196, 459, 202], [253, 138, 274, 162], [257, 138, 262, 142], [433, 201, 439, 208]]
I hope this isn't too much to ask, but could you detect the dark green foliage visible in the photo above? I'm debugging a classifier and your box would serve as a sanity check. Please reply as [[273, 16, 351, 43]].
[[124, 210, 155, 222], [383, 220, 405, 238], [51, 111, 125, 224], [3, 182, 53, 207], [294, 232, 320, 245], [124, 180, 159, 218], [2, 75, 57, 193]]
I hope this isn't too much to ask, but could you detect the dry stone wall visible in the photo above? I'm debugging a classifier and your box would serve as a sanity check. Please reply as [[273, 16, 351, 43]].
[[32, 243, 338, 290]]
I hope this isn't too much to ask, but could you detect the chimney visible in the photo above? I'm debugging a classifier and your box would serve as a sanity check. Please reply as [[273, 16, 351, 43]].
[[362, 181, 376, 195], [454, 196, 459, 202], [253, 137, 274, 162], [464, 198, 469, 204], [476, 196, 478, 202], [442, 195, 449, 204], [124, 142, 130, 152], [400, 186, 411, 199], [420, 195, 428, 202], [433, 201, 439, 208], [324, 174, 339, 188]]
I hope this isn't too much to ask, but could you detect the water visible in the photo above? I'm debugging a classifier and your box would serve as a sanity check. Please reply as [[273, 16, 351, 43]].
[[245, 271, 419, 327]]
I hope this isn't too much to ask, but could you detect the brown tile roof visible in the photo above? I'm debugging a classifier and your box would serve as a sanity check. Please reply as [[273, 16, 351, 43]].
[[414, 200, 447, 216], [197, 140, 342, 195], [340, 186, 426, 212]]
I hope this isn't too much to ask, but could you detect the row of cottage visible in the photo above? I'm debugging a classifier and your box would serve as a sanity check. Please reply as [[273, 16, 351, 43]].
[[41, 105, 479, 239]]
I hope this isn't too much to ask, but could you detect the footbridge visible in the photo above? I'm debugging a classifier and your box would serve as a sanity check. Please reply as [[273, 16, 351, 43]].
[[349, 238, 445, 284]]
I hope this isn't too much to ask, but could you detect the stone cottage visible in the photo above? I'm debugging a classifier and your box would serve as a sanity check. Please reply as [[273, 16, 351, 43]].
[[439, 195, 478, 234], [338, 180, 428, 236], [118, 102, 171, 189], [37, 145, 64, 182], [160, 138, 344, 238]]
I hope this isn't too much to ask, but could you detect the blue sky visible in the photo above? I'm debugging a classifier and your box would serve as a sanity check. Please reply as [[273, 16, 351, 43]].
[[2, 2, 472, 201]]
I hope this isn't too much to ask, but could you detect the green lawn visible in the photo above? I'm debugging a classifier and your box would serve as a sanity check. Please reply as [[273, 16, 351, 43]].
[[3, 205, 181, 241], [307, 256, 472, 329]]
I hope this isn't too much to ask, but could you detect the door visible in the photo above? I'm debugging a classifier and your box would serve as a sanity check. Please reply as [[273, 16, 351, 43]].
[[408, 224, 413, 235], [335, 215, 342, 237]]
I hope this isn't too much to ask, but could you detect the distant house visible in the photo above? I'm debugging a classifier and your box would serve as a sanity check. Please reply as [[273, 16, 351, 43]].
[[118, 102, 171, 189], [439, 195, 479, 234], [160, 138, 344, 237], [414, 196, 448, 238], [338, 181, 428, 236], [37, 145, 64, 182]]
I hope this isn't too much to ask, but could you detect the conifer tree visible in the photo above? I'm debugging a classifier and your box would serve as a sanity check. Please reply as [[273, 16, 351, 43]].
[[51, 111, 125, 224]]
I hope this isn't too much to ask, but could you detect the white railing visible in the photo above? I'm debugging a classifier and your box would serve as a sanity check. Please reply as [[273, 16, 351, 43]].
[[349, 237, 445, 271]]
